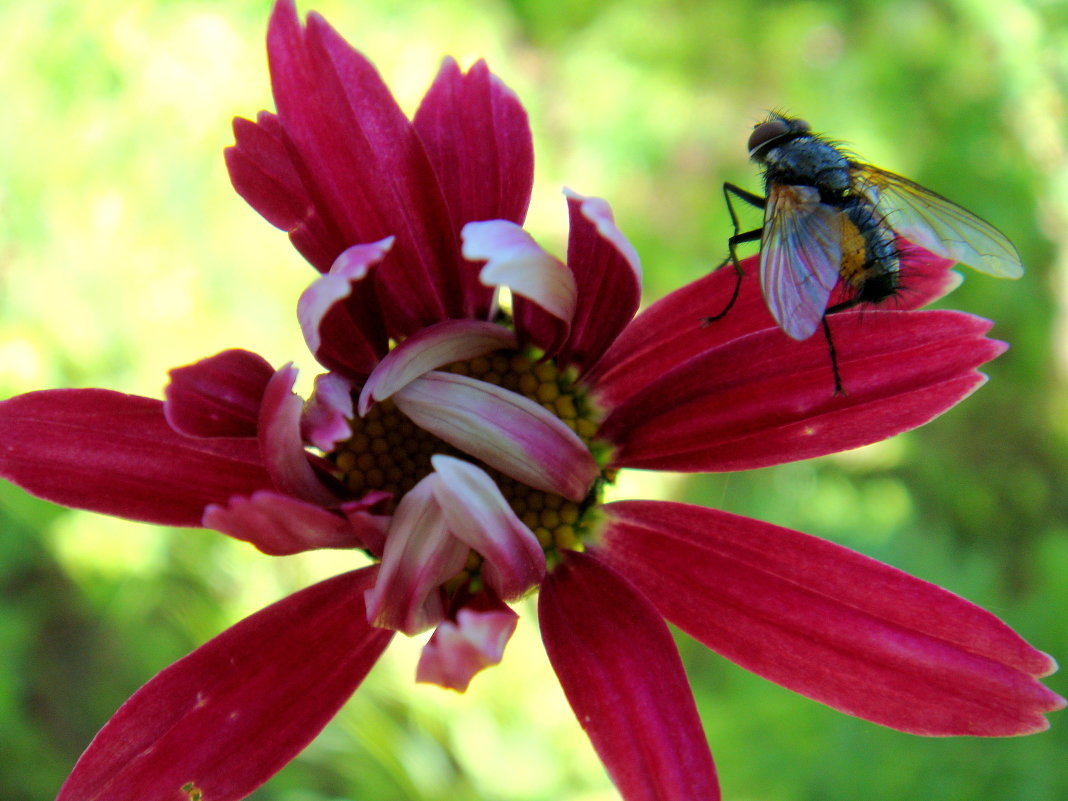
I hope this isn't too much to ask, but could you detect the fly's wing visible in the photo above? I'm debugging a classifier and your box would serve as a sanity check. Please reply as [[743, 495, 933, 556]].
[[760, 183, 843, 340], [850, 164, 1023, 278]]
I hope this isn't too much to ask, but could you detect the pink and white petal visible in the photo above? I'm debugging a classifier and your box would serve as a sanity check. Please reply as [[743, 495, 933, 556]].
[[558, 189, 642, 373], [203, 490, 371, 556], [365, 475, 469, 635], [393, 371, 597, 501], [463, 219, 577, 324], [259, 365, 338, 506], [164, 349, 275, 439], [430, 455, 545, 600], [298, 239, 393, 378], [358, 319, 517, 415], [539, 550, 720, 801], [413, 58, 534, 319], [302, 372, 356, 452], [597, 501, 1065, 736], [56, 568, 392, 801], [416, 606, 519, 692], [0, 389, 272, 527], [267, 2, 462, 333], [601, 310, 1005, 472]]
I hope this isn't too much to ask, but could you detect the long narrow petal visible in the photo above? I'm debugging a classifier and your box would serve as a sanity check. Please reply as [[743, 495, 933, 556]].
[[413, 57, 533, 318], [358, 319, 517, 415], [259, 365, 338, 505], [365, 475, 469, 634], [267, 0, 462, 333], [0, 389, 271, 526], [539, 551, 720, 801], [297, 239, 392, 378], [597, 501, 1065, 736], [557, 189, 642, 373], [417, 606, 519, 692], [57, 568, 393, 801], [588, 251, 962, 409], [430, 455, 545, 600], [164, 349, 275, 439], [600, 310, 1004, 472], [463, 219, 576, 355], [393, 371, 597, 501], [203, 490, 376, 556]]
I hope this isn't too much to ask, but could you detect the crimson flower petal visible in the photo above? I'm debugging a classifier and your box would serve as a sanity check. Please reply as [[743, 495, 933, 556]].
[[56, 567, 393, 801], [601, 310, 1005, 472], [596, 501, 1065, 736], [0, 389, 271, 526], [164, 349, 275, 438], [224, 111, 313, 233], [539, 550, 719, 801], [587, 260, 772, 409], [558, 189, 642, 373], [203, 490, 375, 556], [588, 251, 963, 410], [413, 57, 533, 319], [267, 0, 462, 334]]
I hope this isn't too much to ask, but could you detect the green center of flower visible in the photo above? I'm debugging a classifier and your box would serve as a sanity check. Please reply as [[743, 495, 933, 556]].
[[328, 349, 608, 561]]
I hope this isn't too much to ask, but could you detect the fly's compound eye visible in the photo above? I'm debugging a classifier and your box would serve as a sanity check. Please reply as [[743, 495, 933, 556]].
[[748, 119, 791, 155]]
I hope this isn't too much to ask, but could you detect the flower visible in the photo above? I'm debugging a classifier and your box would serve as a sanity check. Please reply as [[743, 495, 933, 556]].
[[0, 1, 1061, 800]]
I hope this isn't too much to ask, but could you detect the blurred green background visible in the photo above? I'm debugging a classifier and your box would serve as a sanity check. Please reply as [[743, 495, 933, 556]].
[[2, 0, 1066, 798]]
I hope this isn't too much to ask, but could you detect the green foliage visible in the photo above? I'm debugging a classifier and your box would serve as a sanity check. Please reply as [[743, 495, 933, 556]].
[[2, 0, 1066, 799]]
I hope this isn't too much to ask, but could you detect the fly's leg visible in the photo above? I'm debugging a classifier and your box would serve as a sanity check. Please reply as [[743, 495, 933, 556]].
[[821, 316, 845, 395], [702, 183, 766, 326], [822, 296, 865, 395]]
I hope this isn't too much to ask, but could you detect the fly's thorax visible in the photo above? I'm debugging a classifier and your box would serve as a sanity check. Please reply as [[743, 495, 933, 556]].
[[328, 348, 608, 560], [760, 136, 851, 195]]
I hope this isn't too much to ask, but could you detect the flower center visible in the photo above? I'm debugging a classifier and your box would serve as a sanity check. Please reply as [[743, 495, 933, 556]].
[[328, 349, 607, 558]]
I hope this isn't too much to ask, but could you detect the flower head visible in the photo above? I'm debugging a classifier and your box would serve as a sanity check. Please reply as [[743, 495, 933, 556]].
[[0, 2, 1061, 800]]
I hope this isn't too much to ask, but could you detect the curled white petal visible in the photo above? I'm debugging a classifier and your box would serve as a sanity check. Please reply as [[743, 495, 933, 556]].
[[462, 219, 577, 324], [394, 371, 597, 501], [358, 320, 517, 416], [431, 455, 545, 600]]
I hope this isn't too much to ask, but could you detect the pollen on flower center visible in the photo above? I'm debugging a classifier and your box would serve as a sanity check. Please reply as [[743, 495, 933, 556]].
[[328, 348, 606, 557]]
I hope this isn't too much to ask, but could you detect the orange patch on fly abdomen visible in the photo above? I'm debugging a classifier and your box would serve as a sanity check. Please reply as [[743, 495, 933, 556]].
[[837, 214, 868, 288]]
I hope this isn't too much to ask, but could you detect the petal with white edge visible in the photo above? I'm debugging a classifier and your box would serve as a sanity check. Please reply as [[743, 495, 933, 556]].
[[358, 319, 517, 415], [364, 475, 469, 635], [302, 372, 356, 451], [463, 219, 577, 324], [417, 607, 519, 692], [298, 237, 394, 358], [394, 371, 597, 501], [259, 365, 338, 506], [431, 455, 545, 600]]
